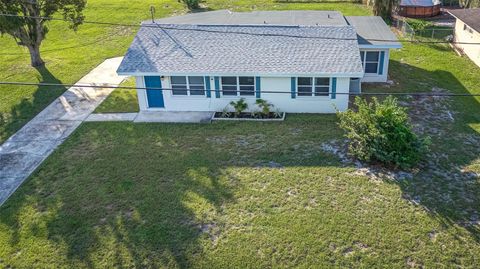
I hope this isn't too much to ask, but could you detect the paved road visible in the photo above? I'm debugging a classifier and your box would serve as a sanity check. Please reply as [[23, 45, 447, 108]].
[[0, 57, 126, 206]]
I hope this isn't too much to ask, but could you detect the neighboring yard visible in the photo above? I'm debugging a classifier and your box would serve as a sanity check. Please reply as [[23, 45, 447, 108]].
[[1, 1, 480, 268], [0, 0, 370, 143]]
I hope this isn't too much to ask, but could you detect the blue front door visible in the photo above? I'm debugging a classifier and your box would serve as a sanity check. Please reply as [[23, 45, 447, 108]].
[[145, 76, 164, 108]]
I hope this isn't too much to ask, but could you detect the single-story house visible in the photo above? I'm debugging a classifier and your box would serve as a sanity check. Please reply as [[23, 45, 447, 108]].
[[117, 10, 401, 113], [448, 8, 480, 68]]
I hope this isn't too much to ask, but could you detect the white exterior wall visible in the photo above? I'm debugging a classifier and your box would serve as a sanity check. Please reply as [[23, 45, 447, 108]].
[[360, 49, 390, 83], [454, 20, 480, 68], [136, 76, 351, 113]]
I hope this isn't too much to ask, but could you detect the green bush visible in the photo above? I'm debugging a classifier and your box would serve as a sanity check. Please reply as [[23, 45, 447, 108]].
[[180, 0, 200, 9], [337, 96, 429, 169], [406, 18, 433, 32]]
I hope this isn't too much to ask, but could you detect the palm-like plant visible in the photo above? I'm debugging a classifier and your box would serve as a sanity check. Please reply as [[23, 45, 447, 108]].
[[229, 98, 248, 118]]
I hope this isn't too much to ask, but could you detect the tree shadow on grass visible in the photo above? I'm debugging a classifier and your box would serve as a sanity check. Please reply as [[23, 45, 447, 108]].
[[365, 60, 480, 241], [0, 121, 242, 267], [0, 60, 479, 267], [0, 66, 66, 143]]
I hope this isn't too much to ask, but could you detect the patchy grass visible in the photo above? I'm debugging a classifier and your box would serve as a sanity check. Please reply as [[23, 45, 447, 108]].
[[1, 114, 479, 268], [0, 0, 370, 143], [2, 1, 480, 267], [2, 37, 480, 265], [95, 77, 138, 113]]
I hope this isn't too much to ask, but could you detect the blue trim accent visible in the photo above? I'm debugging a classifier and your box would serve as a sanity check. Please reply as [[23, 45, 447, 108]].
[[291, 77, 296, 99], [379, 51, 385, 75], [331, 78, 337, 99], [214, 76, 220, 98], [205, 76, 211, 98], [144, 76, 164, 108], [255, 77, 261, 98]]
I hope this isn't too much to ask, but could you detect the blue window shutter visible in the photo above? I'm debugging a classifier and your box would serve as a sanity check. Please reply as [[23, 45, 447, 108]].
[[291, 77, 296, 99], [205, 76, 211, 98], [214, 77, 220, 98], [379, 51, 385, 75], [255, 77, 261, 98], [331, 78, 337, 99]]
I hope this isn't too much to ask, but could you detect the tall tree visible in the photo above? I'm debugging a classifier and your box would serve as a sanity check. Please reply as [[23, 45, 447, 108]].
[[369, 0, 397, 21], [459, 0, 480, 7], [0, 0, 86, 67]]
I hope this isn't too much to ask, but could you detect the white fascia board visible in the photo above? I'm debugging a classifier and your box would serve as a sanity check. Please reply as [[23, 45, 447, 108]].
[[358, 44, 402, 49], [116, 71, 365, 77]]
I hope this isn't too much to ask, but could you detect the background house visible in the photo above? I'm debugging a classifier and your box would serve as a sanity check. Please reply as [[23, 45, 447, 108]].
[[117, 11, 401, 113], [448, 8, 480, 68]]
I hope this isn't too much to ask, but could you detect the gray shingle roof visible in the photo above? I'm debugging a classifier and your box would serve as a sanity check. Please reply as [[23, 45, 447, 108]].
[[151, 10, 348, 26], [345, 16, 402, 48], [449, 8, 480, 34], [117, 24, 364, 76]]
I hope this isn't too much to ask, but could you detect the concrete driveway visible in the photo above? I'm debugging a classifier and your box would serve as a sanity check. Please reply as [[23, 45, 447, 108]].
[[0, 57, 126, 206]]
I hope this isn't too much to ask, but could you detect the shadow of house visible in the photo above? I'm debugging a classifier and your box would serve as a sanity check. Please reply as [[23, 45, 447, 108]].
[[0, 66, 67, 143]]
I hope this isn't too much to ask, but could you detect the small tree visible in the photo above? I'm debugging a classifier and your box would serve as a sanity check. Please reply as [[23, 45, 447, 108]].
[[0, 0, 86, 67], [229, 98, 248, 118], [337, 96, 429, 169], [180, 0, 200, 10], [368, 0, 398, 21]]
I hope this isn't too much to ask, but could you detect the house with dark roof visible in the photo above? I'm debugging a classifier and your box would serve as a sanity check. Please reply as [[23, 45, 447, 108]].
[[449, 8, 480, 68], [117, 10, 401, 113]]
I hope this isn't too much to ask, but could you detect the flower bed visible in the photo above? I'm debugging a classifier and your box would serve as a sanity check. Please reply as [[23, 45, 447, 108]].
[[212, 111, 285, 121]]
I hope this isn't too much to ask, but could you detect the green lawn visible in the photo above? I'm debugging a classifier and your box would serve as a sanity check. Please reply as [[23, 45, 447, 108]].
[[2, 1, 480, 267], [0, 0, 370, 143], [94, 77, 138, 113], [1, 37, 480, 266]]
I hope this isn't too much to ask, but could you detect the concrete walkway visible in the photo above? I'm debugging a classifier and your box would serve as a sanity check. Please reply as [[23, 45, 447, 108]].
[[85, 111, 214, 123], [0, 57, 126, 206], [85, 112, 138, 122]]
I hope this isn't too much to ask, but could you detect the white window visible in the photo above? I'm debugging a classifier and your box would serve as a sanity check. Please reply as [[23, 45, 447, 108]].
[[171, 76, 205, 96], [360, 51, 380, 74], [297, 77, 330, 97], [221, 76, 255, 96]]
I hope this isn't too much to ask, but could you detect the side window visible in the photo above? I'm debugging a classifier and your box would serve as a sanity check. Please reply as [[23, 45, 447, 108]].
[[171, 76, 188, 95], [239, 77, 255, 96], [296, 77, 330, 97], [220, 76, 255, 96], [171, 76, 205, 96], [221, 77, 237, 96], [188, 76, 205, 95], [314, 78, 330, 96], [364, 52, 380, 74], [297, 77, 313, 96]]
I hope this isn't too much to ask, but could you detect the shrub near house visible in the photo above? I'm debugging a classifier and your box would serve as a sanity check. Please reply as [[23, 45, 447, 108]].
[[338, 96, 430, 169]]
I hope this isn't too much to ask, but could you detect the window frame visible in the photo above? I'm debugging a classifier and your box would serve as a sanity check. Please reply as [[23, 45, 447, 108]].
[[170, 76, 206, 97], [220, 76, 256, 97], [295, 77, 331, 98], [360, 51, 382, 75]]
